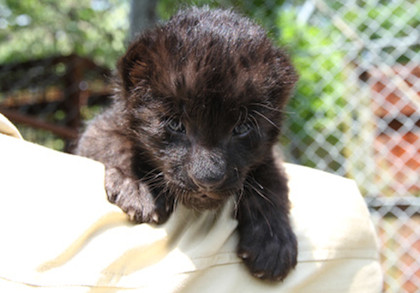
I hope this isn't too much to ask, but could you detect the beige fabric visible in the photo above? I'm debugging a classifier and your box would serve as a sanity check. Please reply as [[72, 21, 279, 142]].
[[0, 118, 383, 292], [0, 113, 22, 139]]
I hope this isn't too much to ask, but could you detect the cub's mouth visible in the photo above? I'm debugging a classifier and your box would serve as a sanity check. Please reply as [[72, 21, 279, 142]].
[[183, 188, 240, 210], [165, 178, 241, 210], [184, 193, 226, 210], [198, 192, 222, 200]]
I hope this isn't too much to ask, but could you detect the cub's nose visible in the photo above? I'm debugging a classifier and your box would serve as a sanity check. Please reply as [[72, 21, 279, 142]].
[[190, 171, 226, 191], [188, 147, 227, 191]]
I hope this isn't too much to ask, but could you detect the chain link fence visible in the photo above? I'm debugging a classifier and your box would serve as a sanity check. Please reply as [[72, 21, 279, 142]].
[[276, 1, 419, 292], [0, 0, 419, 291]]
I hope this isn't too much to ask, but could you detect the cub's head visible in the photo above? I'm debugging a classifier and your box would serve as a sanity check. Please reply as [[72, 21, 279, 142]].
[[116, 7, 297, 209]]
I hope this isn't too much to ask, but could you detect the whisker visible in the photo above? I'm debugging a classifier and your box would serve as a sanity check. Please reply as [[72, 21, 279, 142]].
[[239, 105, 249, 122], [261, 206, 274, 237], [152, 187, 165, 201], [142, 171, 163, 184], [233, 187, 244, 218], [250, 102, 293, 115], [244, 181, 274, 236], [244, 180, 274, 207], [251, 110, 280, 130], [248, 176, 264, 190], [248, 114, 261, 136]]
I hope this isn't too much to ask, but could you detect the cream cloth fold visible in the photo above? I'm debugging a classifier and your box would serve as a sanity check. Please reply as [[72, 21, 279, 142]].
[[0, 116, 383, 292], [0, 113, 22, 139]]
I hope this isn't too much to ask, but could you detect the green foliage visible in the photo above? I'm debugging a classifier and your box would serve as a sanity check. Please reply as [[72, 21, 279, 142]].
[[276, 9, 349, 170], [0, 0, 129, 68], [16, 123, 66, 151], [3, 0, 416, 161], [340, 1, 420, 63]]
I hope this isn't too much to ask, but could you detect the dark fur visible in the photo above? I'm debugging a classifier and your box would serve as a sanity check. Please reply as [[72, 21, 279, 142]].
[[76, 7, 297, 281]]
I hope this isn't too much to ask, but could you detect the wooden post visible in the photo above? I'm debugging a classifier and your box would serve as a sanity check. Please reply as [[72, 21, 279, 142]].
[[62, 54, 84, 150]]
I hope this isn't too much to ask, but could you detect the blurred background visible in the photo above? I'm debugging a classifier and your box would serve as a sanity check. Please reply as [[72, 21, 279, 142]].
[[0, 0, 418, 291]]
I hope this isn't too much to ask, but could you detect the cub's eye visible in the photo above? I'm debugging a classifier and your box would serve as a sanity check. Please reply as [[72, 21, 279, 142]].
[[233, 122, 252, 137], [166, 118, 186, 134]]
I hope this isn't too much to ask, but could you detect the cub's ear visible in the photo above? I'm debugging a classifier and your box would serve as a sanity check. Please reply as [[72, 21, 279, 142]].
[[117, 36, 154, 94], [269, 48, 298, 108]]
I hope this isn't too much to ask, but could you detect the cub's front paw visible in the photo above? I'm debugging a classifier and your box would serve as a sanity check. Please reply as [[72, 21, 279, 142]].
[[238, 224, 297, 281], [105, 168, 172, 224]]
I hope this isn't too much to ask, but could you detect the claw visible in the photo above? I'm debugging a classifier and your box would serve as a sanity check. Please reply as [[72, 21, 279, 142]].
[[238, 251, 250, 259], [108, 192, 119, 203], [152, 212, 159, 224], [127, 209, 136, 222]]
